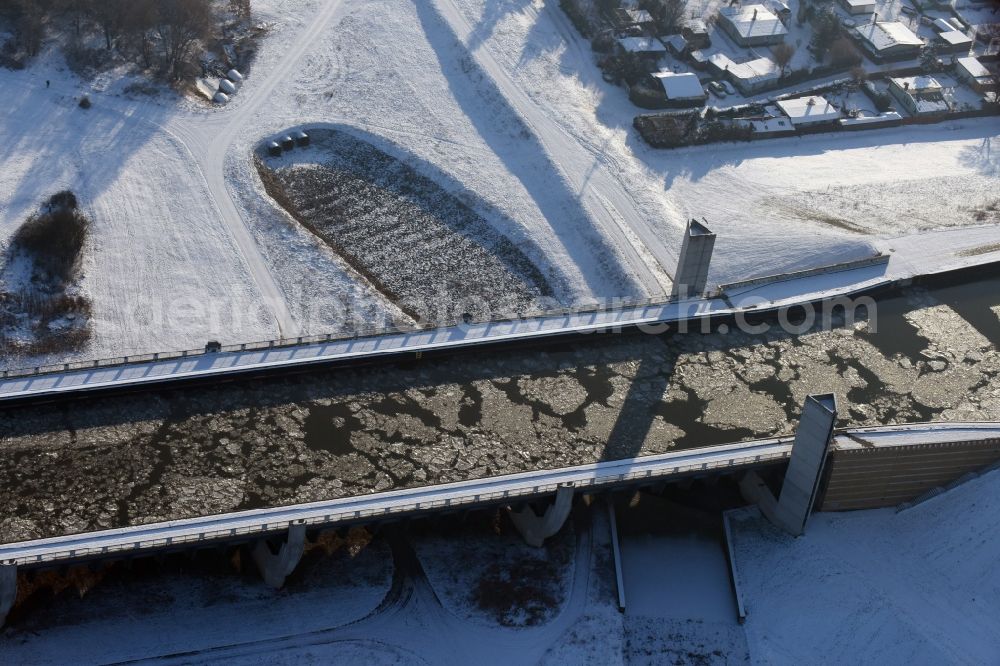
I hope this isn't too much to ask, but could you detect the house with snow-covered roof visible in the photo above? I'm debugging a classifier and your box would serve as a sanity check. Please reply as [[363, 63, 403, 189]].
[[617, 36, 667, 55], [775, 96, 841, 127], [839, 0, 875, 15], [718, 4, 788, 47], [651, 71, 708, 106], [708, 53, 781, 94], [936, 29, 973, 53], [853, 21, 923, 61], [888, 76, 951, 116], [956, 57, 997, 93]]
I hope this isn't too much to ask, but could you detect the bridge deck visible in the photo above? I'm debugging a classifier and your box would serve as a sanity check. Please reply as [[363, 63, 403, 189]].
[[0, 259, 891, 403], [3, 422, 999, 569], [0, 436, 794, 567]]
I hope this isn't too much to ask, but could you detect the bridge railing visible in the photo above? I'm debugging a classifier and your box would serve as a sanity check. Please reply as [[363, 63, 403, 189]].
[[1, 294, 677, 381], [3, 447, 789, 567]]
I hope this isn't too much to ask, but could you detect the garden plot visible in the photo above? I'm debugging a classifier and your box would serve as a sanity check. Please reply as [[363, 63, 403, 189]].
[[767, 171, 1000, 235], [257, 128, 555, 324]]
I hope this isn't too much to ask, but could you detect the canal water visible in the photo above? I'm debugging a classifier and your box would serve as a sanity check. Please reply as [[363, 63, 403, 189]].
[[2, 270, 1000, 542]]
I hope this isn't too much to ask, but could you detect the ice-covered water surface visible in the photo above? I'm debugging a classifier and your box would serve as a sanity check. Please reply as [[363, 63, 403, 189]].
[[3, 273, 1000, 543]]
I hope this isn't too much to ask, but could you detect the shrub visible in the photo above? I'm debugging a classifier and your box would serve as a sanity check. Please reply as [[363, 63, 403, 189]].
[[629, 84, 669, 109], [635, 112, 752, 148], [78, 95, 92, 109], [11, 193, 90, 284], [591, 31, 616, 54], [49, 190, 78, 211], [862, 81, 893, 112]]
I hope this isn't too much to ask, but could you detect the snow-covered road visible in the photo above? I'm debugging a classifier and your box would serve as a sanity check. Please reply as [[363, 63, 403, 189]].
[[166, 1, 350, 338]]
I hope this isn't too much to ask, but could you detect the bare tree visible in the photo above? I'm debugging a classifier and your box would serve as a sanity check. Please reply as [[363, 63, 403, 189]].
[[850, 65, 867, 87], [13, 1, 45, 57], [155, 0, 212, 81], [87, 0, 128, 50], [772, 42, 795, 75], [122, 0, 157, 68], [829, 36, 862, 68], [229, 0, 251, 20], [641, 0, 685, 34]]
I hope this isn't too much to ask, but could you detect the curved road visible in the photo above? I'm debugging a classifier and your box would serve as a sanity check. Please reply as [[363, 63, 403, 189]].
[[166, 1, 349, 337]]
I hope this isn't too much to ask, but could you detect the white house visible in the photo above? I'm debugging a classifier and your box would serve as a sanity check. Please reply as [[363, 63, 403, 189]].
[[775, 96, 842, 127], [652, 71, 708, 106], [718, 5, 788, 47], [854, 21, 923, 60]]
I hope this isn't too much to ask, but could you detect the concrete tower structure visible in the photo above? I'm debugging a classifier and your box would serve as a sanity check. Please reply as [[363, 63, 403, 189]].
[[671, 219, 716, 299], [740, 394, 838, 536]]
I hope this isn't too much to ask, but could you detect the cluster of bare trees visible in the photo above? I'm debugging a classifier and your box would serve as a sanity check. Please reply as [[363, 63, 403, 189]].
[[0, 0, 244, 81], [639, 0, 686, 35]]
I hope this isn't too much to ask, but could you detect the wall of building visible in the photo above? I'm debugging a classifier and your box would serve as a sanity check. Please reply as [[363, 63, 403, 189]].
[[818, 439, 1000, 511]]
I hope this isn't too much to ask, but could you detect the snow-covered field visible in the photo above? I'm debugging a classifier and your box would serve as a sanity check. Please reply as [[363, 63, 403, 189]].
[[732, 467, 1000, 665], [0, 0, 997, 368]]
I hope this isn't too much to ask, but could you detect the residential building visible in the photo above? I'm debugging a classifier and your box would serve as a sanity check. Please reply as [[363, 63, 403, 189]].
[[682, 18, 711, 49], [775, 96, 842, 127], [956, 56, 997, 93], [853, 21, 924, 61], [652, 71, 708, 106], [709, 53, 781, 93], [839, 0, 876, 15], [718, 5, 788, 47], [888, 76, 951, 115], [937, 29, 973, 53], [617, 36, 667, 65]]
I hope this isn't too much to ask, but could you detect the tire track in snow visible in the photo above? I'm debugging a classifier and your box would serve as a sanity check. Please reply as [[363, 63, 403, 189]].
[[172, 1, 349, 338]]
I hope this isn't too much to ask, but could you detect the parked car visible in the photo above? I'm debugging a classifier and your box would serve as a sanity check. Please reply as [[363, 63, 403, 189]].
[[708, 80, 727, 96], [721, 81, 737, 96]]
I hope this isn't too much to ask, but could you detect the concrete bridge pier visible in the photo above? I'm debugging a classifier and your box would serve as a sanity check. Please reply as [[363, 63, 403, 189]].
[[252, 523, 307, 588], [0, 564, 16, 626], [741, 394, 838, 536], [508, 484, 574, 547]]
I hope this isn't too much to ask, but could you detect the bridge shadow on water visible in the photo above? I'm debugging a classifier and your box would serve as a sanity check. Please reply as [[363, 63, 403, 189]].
[[12, 271, 1000, 473], [9, 277, 996, 541]]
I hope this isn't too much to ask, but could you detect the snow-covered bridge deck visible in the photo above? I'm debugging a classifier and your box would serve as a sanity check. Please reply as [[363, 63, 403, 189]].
[[0, 257, 894, 404], [3, 422, 999, 568]]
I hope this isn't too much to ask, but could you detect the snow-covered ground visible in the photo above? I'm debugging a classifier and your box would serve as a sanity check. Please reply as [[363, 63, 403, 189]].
[[1, 0, 998, 368], [445, 0, 1000, 284], [6, 471, 997, 663], [732, 467, 1000, 665], [0, 536, 395, 664]]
